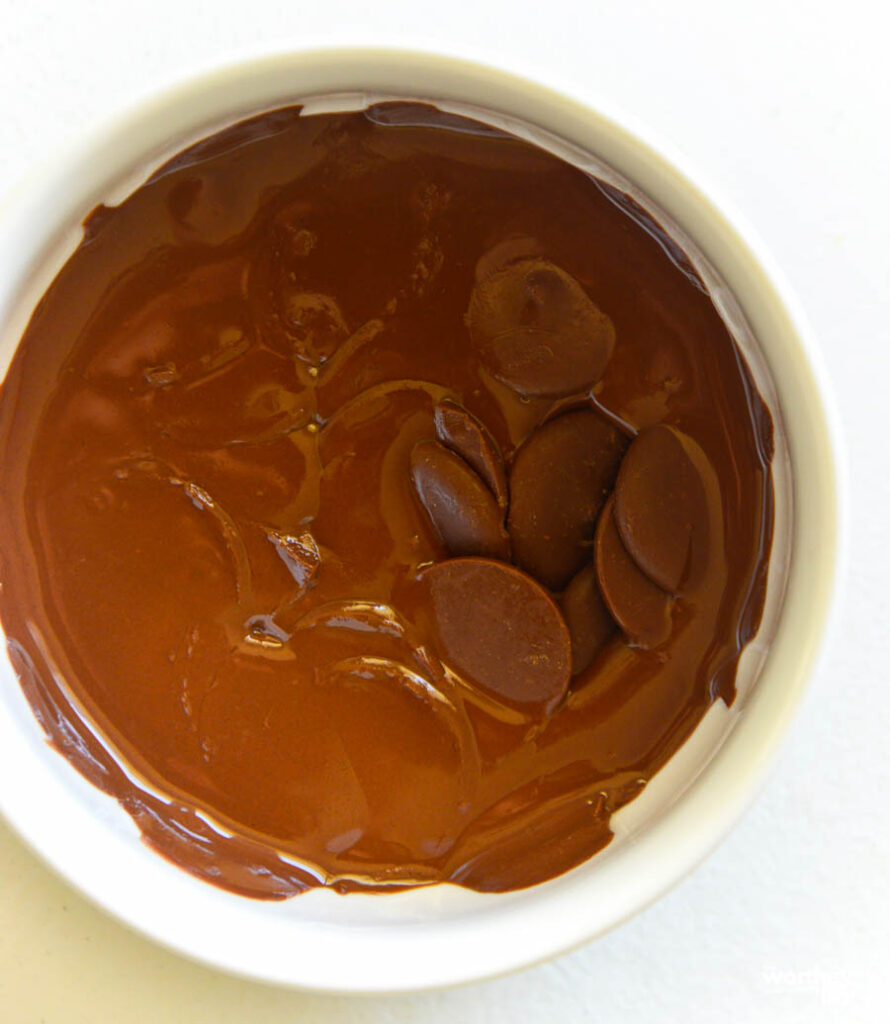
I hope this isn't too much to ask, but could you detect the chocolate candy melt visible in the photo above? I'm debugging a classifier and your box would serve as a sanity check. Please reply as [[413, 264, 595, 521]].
[[411, 439, 510, 560], [614, 425, 710, 593], [467, 258, 616, 397], [508, 409, 628, 591], [434, 398, 509, 508], [595, 496, 673, 649], [560, 561, 616, 675], [0, 102, 774, 898], [423, 558, 571, 712]]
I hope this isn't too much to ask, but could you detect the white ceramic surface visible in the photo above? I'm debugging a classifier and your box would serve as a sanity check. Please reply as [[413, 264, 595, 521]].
[[0, 47, 841, 993]]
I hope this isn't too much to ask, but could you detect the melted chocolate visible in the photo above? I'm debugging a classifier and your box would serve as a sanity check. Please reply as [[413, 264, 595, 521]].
[[0, 103, 774, 898]]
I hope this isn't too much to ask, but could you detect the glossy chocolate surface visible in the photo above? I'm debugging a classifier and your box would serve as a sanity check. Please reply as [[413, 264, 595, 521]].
[[0, 103, 774, 897]]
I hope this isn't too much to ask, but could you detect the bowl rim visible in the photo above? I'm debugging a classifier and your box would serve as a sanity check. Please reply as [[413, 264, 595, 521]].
[[0, 42, 845, 993]]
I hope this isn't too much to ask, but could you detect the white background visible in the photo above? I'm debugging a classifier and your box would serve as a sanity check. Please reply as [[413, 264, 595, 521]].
[[1, 1, 888, 1021]]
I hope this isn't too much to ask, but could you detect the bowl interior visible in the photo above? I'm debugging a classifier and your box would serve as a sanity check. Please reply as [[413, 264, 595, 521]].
[[0, 48, 837, 992]]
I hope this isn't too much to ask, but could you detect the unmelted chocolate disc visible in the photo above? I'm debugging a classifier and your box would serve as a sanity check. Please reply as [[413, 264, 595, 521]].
[[466, 258, 616, 397], [423, 557, 572, 711], [613, 424, 710, 594], [560, 561, 616, 676], [507, 409, 627, 591], [433, 398, 508, 508], [595, 497, 672, 649], [411, 441, 510, 560]]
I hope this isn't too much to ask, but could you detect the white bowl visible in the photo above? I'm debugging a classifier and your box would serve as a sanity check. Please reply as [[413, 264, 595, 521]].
[[0, 46, 842, 992]]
